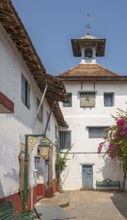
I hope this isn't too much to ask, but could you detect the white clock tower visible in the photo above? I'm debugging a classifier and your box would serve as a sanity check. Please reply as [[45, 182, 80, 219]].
[[58, 19, 127, 191]]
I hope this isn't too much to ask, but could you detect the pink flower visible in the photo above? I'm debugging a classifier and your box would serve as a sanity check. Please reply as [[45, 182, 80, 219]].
[[112, 132, 118, 138], [108, 143, 113, 148], [116, 118, 125, 125], [98, 143, 103, 153], [121, 126, 126, 131], [120, 132, 125, 137], [104, 135, 108, 140], [121, 127, 127, 135]]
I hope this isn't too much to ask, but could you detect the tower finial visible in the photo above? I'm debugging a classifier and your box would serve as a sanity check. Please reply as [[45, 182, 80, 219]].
[[86, 14, 92, 35]]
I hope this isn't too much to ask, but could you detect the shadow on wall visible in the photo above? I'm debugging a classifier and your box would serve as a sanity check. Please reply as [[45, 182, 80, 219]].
[[97, 155, 123, 185], [0, 180, 5, 199], [36, 160, 48, 183]]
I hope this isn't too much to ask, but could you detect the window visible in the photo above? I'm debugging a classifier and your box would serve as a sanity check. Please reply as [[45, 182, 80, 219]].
[[59, 131, 71, 150], [46, 111, 50, 131], [88, 127, 108, 138], [63, 93, 72, 107], [37, 98, 43, 123], [55, 125, 58, 139], [21, 74, 30, 108], [104, 93, 114, 107]]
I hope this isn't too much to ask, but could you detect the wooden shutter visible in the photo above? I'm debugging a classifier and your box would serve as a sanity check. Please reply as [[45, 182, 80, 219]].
[[26, 82, 30, 108], [21, 74, 26, 104]]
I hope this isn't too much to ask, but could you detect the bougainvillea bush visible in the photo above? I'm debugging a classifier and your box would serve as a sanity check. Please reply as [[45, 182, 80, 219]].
[[98, 108, 127, 190]]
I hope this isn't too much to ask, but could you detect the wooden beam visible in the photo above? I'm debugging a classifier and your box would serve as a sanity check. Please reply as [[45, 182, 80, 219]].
[[0, 8, 13, 16]]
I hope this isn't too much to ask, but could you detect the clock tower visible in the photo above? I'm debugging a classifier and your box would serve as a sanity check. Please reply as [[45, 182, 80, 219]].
[[71, 33, 106, 64], [58, 17, 127, 192]]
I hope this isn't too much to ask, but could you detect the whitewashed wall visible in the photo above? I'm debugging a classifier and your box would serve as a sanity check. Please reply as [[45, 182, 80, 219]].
[[59, 81, 127, 117], [61, 153, 123, 190], [59, 79, 127, 190], [0, 24, 57, 198]]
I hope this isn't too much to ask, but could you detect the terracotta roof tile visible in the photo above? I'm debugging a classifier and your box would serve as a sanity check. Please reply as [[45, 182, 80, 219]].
[[59, 64, 118, 77]]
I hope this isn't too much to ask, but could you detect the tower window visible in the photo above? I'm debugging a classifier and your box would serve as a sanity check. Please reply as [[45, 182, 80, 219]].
[[63, 93, 72, 107], [104, 93, 114, 107], [85, 48, 93, 58]]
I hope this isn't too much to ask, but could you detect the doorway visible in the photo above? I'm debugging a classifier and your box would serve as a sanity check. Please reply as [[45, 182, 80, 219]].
[[82, 164, 93, 188]]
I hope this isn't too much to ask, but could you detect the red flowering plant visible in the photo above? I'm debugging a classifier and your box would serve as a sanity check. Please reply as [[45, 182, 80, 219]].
[[98, 108, 127, 190]]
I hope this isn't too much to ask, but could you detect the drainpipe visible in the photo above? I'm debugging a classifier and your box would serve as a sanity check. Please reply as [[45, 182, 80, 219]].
[[36, 85, 48, 115], [23, 135, 29, 211], [44, 102, 55, 135], [32, 85, 48, 130]]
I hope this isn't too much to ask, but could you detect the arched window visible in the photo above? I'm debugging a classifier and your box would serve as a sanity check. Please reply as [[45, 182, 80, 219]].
[[85, 48, 93, 58]]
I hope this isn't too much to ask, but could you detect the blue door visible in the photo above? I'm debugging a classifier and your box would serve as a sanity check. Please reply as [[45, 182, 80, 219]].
[[82, 165, 93, 188]]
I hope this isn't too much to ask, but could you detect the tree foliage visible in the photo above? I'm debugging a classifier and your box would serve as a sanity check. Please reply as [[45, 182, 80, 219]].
[[55, 139, 70, 191], [98, 108, 127, 190]]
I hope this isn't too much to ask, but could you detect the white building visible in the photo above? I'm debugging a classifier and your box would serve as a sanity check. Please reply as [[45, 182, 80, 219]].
[[58, 32, 127, 190], [0, 1, 67, 211]]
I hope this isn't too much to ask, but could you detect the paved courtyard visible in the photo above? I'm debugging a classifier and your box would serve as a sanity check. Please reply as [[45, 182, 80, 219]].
[[35, 190, 127, 220]]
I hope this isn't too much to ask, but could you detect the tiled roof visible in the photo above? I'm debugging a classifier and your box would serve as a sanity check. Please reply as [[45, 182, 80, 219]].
[[58, 64, 127, 81], [59, 64, 118, 77]]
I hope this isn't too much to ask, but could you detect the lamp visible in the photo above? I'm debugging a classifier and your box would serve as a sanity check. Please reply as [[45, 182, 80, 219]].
[[38, 135, 50, 159]]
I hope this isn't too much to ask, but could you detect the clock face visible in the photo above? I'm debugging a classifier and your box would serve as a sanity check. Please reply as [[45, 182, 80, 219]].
[[80, 92, 95, 107]]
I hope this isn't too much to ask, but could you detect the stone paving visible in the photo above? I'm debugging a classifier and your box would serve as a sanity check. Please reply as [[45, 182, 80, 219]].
[[35, 190, 127, 220]]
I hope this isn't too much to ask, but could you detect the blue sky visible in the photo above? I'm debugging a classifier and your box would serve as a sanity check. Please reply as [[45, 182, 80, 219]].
[[12, 0, 127, 76]]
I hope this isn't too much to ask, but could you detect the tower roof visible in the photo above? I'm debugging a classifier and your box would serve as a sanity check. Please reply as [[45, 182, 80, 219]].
[[58, 64, 127, 81], [71, 33, 106, 57]]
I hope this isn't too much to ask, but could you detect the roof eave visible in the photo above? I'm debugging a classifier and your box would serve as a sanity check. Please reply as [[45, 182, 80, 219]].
[[58, 76, 127, 81]]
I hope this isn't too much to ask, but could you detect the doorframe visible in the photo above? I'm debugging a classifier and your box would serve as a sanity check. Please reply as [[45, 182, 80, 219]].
[[81, 163, 95, 189]]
